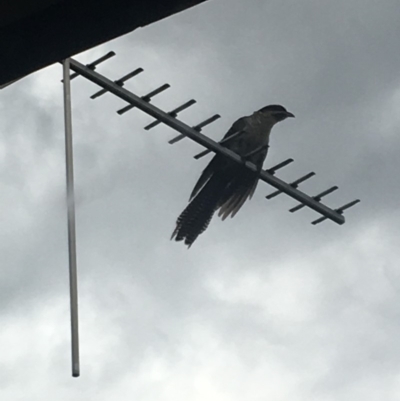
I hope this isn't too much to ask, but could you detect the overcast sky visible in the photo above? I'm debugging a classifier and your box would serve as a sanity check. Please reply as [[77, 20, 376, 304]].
[[1, 0, 400, 399]]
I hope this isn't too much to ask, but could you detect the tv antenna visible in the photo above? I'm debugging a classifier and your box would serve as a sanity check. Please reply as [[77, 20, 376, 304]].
[[60, 51, 359, 377]]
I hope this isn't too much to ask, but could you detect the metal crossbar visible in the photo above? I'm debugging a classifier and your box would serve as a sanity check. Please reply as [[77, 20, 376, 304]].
[[67, 56, 361, 225]]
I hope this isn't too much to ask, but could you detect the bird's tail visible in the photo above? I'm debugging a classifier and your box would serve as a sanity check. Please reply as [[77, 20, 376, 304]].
[[171, 174, 226, 247]]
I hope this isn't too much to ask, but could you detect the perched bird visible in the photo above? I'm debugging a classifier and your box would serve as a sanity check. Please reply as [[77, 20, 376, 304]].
[[171, 105, 295, 247]]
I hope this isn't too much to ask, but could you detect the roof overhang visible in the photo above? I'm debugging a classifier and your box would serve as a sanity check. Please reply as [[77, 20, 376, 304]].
[[0, 0, 207, 86]]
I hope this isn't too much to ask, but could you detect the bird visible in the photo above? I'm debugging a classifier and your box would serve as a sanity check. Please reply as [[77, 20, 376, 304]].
[[171, 104, 295, 247]]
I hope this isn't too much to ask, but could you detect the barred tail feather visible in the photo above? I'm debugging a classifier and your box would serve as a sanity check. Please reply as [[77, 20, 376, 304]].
[[172, 174, 225, 247]]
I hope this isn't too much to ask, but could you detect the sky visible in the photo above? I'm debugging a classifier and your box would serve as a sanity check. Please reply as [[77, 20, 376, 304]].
[[1, 0, 400, 399]]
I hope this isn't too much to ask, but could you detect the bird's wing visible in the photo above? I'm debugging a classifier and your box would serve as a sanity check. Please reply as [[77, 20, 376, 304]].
[[217, 144, 269, 220], [220, 116, 248, 142], [189, 117, 248, 201], [189, 157, 219, 201]]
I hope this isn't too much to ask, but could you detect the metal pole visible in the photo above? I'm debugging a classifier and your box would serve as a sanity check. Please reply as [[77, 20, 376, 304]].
[[62, 58, 80, 378]]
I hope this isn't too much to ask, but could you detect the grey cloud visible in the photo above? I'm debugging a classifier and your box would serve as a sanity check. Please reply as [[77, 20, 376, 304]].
[[2, 1, 400, 400]]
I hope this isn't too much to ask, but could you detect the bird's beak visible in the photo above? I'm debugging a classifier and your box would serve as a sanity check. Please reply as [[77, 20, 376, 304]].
[[286, 111, 295, 118]]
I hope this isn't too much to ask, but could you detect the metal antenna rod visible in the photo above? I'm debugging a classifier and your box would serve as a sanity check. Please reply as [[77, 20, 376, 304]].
[[62, 59, 80, 378], [68, 57, 345, 225]]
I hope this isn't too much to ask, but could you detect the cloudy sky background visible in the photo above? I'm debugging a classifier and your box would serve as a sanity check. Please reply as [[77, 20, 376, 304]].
[[1, 0, 400, 399]]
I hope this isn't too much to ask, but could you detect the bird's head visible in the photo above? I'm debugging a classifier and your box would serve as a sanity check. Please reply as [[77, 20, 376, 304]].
[[257, 104, 295, 124]]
